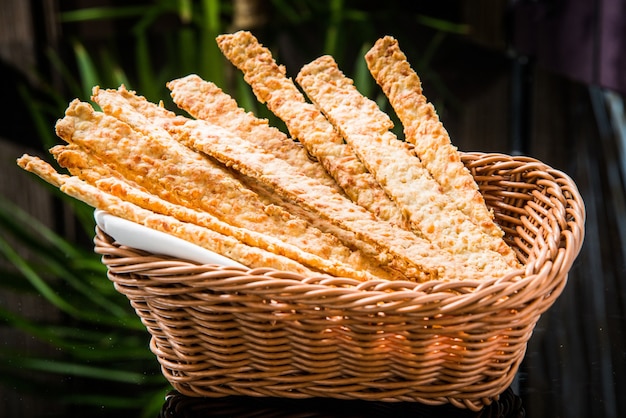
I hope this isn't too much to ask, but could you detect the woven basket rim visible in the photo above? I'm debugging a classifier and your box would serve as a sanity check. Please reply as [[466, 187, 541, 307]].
[[94, 152, 586, 315], [96, 152, 585, 295]]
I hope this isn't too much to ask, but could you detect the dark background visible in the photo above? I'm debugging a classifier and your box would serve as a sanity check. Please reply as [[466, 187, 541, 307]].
[[1, 0, 625, 416]]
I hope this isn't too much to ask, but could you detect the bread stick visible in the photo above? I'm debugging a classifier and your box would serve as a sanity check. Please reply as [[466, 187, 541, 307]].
[[165, 113, 515, 281], [16, 154, 316, 274], [365, 36, 509, 244], [167, 74, 342, 193], [216, 31, 408, 228], [58, 98, 359, 264], [296, 55, 519, 269]]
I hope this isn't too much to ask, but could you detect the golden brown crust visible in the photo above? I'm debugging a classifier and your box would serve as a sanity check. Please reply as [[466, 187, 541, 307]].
[[164, 108, 516, 282], [17, 155, 315, 273], [59, 96, 355, 265], [215, 31, 408, 228], [126, 104, 438, 279], [17, 154, 69, 188], [365, 37, 513, 249], [166, 74, 342, 193], [91, 87, 409, 279], [56, 144, 391, 281], [296, 55, 519, 271]]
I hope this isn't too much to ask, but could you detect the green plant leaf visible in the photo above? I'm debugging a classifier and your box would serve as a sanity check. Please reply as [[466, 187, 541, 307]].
[[178, 0, 193, 23], [60, 5, 151, 22], [98, 49, 132, 89], [323, 0, 343, 56], [16, 85, 59, 150], [139, 387, 173, 418], [73, 41, 101, 100], [135, 33, 159, 102], [352, 42, 374, 98], [416, 14, 470, 35], [6, 356, 163, 384], [0, 234, 80, 316], [0, 307, 145, 359], [177, 26, 197, 77], [0, 197, 145, 328], [199, 0, 224, 88], [0, 196, 84, 259]]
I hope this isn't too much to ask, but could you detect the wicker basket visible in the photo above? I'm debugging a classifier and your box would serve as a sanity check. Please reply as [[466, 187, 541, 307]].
[[93, 152, 585, 411]]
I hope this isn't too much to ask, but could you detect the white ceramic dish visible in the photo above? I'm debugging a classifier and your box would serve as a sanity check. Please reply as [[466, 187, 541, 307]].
[[94, 210, 246, 268]]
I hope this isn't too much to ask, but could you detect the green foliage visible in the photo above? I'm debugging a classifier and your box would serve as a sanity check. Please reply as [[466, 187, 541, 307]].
[[0, 196, 168, 417], [54, 0, 231, 103]]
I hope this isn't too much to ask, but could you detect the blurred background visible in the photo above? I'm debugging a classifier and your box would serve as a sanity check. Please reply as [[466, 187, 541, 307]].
[[1, 0, 624, 417]]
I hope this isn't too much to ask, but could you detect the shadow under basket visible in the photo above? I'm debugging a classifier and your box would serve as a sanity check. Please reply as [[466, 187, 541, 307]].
[[93, 152, 585, 411]]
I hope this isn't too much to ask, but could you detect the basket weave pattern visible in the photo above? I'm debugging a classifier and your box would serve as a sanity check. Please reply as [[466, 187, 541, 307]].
[[94, 153, 585, 411]]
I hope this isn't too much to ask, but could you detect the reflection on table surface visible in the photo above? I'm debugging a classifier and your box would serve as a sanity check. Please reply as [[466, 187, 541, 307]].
[[158, 387, 524, 418]]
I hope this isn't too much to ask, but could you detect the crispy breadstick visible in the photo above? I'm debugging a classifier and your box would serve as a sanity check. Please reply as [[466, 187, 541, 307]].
[[49, 144, 143, 189], [230, 170, 410, 278], [166, 78, 381, 257], [92, 86, 395, 265], [50, 144, 395, 281], [90, 86, 410, 278], [166, 74, 342, 193], [296, 55, 519, 269], [16, 154, 316, 274], [215, 31, 408, 229], [89, 87, 434, 279], [56, 98, 358, 264], [159, 111, 516, 281], [365, 36, 505, 240]]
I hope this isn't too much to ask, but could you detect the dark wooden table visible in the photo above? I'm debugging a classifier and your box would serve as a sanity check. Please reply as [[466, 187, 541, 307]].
[[158, 387, 525, 418]]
